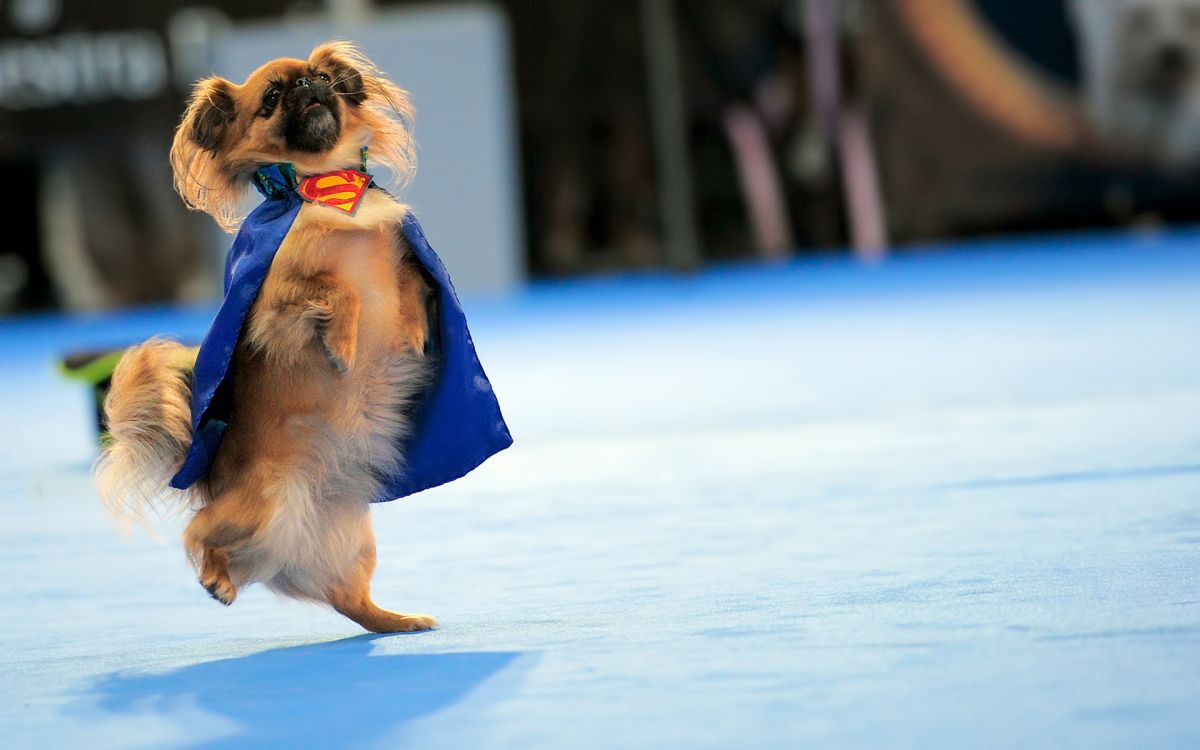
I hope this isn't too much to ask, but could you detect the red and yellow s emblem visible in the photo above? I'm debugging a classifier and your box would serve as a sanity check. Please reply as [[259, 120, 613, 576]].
[[298, 169, 370, 215]]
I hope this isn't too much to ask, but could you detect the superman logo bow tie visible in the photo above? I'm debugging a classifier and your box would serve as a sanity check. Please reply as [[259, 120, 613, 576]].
[[298, 169, 371, 215], [251, 162, 372, 216]]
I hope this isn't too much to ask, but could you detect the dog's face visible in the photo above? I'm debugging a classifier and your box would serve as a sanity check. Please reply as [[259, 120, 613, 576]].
[[171, 42, 415, 230], [1071, 0, 1200, 162], [246, 60, 348, 154], [1110, 0, 1200, 101]]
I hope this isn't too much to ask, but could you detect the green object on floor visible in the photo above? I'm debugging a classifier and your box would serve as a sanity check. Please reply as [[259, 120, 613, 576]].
[[58, 348, 126, 441]]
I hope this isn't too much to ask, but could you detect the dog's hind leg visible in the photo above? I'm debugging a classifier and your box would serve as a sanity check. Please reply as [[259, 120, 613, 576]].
[[184, 487, 270, 606], [325, 526, 437, 633], [198, 547, 236, 605]]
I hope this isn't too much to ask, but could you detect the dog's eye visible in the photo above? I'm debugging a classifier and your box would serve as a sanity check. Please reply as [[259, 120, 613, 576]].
[[316, 72, 331, 83], [259, 88, 281, 117]]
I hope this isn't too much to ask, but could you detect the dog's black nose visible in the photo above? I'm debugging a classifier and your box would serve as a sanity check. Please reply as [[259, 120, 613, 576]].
[[295, 76, 312, 88]]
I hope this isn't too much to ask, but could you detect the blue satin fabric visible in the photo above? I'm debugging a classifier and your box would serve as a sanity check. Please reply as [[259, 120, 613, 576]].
[[170, 164, 512, 501]]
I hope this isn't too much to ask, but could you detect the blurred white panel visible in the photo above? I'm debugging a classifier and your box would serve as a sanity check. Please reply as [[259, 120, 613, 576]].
[[210, 5, 525, 293]]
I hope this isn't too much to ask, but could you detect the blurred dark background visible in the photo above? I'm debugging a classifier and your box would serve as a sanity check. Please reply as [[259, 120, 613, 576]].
[[3, 0, 1200, 313]]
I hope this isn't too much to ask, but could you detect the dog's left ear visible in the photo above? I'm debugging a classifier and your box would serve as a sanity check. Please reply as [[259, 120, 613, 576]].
[[311, 42, 367, 106]]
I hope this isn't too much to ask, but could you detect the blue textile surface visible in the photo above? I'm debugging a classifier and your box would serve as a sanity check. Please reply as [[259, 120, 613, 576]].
[[171, 163, 512, 498], [0, 228, 1198, 748]]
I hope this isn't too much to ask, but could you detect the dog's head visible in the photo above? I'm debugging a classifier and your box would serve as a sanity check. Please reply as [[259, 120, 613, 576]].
[[170, 42, 415, 230], [1071, 0, 1200, 162], [1107, 0, 1200, 100]]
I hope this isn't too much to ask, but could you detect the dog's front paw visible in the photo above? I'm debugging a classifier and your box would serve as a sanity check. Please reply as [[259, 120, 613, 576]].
[[321, 337, 352, 374], [201, 574, 237, 606], [316, 323, 357, 374], [399, 329, 426, 356]]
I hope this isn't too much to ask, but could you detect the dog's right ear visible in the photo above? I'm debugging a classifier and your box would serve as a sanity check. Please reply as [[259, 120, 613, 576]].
[[183, 77, 237, 152]]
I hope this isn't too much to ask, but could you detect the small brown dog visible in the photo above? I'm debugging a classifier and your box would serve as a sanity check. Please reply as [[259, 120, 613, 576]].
[[96, 42, 440, 633]]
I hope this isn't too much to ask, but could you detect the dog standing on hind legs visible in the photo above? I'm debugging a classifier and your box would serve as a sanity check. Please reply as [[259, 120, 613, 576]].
[[94, 42, 512, 633]]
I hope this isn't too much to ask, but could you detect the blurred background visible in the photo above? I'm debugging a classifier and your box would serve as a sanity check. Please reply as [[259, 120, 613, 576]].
[[4, 0, 1200, 310]]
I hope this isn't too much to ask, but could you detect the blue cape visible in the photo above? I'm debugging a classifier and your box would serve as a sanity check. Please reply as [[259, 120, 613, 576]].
[[169, 163, 512, 501]]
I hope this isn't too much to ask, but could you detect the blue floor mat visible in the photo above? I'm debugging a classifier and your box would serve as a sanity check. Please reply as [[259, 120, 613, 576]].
[[1, 228, 1198, 748]]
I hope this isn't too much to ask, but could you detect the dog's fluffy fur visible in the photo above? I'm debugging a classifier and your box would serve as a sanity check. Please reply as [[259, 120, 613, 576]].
[[94, 42, 438, 633]]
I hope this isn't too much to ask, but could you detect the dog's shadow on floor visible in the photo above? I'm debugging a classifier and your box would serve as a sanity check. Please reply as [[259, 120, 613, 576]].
[[82, 634, 527, 748]]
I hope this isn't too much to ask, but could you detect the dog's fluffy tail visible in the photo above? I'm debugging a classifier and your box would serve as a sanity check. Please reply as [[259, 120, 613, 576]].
[[94, 338, 202, 531]]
